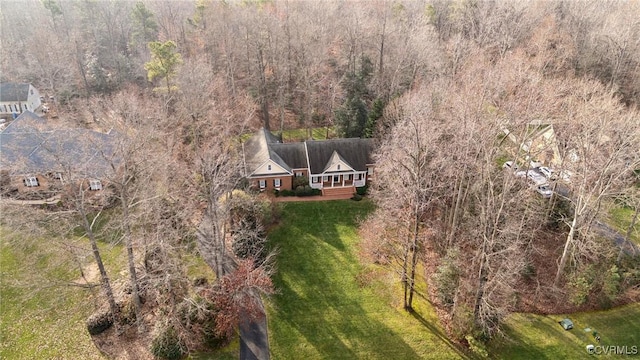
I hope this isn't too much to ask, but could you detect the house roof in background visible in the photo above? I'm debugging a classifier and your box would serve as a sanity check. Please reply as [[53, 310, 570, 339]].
[[0, 83, 31, 102], [0, 111, 117, 177]]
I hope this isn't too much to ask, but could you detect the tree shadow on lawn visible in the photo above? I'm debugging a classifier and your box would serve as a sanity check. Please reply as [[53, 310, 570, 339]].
[[407, 309, 471, 359], [267, 201, 456, 359], [490, 315, 590, 360]]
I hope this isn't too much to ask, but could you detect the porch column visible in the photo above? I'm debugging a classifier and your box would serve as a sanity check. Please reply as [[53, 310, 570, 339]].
[[342, 174, 345, 187]]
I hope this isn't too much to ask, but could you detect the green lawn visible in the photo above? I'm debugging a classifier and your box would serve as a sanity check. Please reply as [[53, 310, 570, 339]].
[[265, 200, 467, 359], [488, 303, 640, 359], [279, 127, 336, 142], [608, 206, 640, 245], [0, 229, 110, 359]]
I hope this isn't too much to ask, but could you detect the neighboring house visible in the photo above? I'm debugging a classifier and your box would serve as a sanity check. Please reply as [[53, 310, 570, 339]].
[[502, 121, 561, 166], [0, 83, 42, 117], [243, 128, 374, 196], [0, 111, 116, 193]]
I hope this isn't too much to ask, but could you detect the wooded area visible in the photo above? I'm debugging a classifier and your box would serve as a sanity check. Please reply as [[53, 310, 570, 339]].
[[1, 0, 639, 358]]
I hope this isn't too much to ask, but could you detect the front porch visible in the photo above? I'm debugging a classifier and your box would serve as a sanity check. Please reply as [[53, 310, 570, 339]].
[[310, 172, 367, 190]]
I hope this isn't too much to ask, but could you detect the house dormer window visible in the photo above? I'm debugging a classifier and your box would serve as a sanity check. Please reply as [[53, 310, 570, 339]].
[[337, 164, 341, 170], [24, 176, 39, 187], [89, 179, 103, 191]]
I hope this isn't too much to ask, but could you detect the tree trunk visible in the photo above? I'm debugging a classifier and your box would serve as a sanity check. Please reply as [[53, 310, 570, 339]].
[[472, 239, 488, 326], [80, 206, 120, 331], [407, 206, 420, 310], [401, 230, 410, 310], [555, 214, 578, 287], [121, 187, 144, 333]]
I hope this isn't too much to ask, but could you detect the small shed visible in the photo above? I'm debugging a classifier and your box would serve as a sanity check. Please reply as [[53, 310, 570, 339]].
[[559, 318, 574, 330]]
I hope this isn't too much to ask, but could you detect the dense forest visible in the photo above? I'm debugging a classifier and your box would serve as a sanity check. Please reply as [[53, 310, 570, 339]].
[[1, 0, 639, 358]]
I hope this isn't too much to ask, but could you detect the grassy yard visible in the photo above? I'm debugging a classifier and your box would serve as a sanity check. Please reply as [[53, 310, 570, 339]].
[[608, 206, 640, 245], [279, 127, 336, 142], [265, 200, 466, 359], [489, 303, 640, 359], [0, 229, 112, 359]]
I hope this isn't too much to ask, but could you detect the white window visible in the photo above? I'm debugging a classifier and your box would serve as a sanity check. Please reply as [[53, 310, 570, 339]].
[[367, 167, 374, 175], [295, 172, 303, 177], [345, 174, 351, 180], [312, 176, 319, 183], [322, 176, 329, 182], [259, 180, 266, 189], [24, 176, 39, 187], [89, 179, 103, 191], [274, 178, 281, 188], [23, 104, 28, 111], [355, 173, 361, 180], [337, 164, 341, 170], [267, 164, 272, 171]]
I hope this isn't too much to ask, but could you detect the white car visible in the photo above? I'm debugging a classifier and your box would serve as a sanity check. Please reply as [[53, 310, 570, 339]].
[[515, 170, 548, 186], [535, 184, 553, 198], [538, 166, 553, 179]]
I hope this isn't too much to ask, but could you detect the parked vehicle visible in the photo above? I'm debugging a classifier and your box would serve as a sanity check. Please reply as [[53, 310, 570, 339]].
[[538, 166, 553, 179], [515, 170, 548, 185], [536, 184, 553, 198], [503, 161, 518, 171]]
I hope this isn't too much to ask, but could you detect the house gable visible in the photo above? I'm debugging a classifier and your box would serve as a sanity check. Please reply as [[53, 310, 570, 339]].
[[251, 159, 291, 177], [322, 150, 355, 173]]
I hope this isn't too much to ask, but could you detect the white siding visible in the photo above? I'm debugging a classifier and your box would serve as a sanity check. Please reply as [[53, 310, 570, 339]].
[[253, 160, 289, 176]]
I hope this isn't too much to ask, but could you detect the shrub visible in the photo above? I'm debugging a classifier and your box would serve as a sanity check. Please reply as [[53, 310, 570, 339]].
[[432, 249, 459, 307], [356, 185, 368, 196], [295, 185, 317, 197], [150, 325, 185, 360], [569, 273, 592, 306], [86, 310, 113, 335], [465, 335, 489, 359], [118, 296, 137, 325], [520, 262, 536, 281], [603, 265, 621, 300], [279, 189, 295, 197], [293, 176, 309, 189]]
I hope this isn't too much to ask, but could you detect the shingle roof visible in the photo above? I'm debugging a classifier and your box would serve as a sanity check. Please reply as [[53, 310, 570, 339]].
[[270, 142, 308, 169], [243, 128, 293, 175], [243, 129, 374, 176], [305, 138, 373, 174], [0, 111, 117, 177], [0, 83, 30, 102]]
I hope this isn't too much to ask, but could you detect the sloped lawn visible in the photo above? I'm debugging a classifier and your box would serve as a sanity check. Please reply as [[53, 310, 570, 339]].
[[488, 303, 640, 359], [0, 229, 109, 359], [265, 200, 466, 359]]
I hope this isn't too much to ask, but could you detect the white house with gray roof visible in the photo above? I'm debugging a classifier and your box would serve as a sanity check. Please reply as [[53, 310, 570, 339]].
[[0, 83, 42, 117], [242, 128, 374, 196]]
